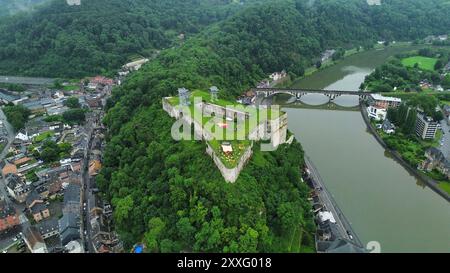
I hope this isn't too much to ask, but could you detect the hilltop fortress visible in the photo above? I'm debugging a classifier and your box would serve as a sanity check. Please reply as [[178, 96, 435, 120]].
[[162, 87, 289, 182]]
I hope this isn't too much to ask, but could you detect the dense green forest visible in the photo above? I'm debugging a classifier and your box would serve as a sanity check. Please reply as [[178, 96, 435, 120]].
[[1, 0, 450, 78], [0, 0, 48, 17], [94, 0, 450, 252], [0, 0, 265, 77], [3, 104, 31, 131], [99, 104, 315, 252]]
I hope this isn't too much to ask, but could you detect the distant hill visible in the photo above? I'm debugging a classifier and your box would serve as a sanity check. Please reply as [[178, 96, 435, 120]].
[[0, 0, 266, 78], [0, 0, 49, 17]]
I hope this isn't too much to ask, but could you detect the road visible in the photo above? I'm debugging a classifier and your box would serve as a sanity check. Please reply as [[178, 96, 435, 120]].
[[0, 107, 17, 203], [80, 111, 98, 253], [0, 75, 54, 85], [438, 118, 450, 159], [304, 156, 364, 247], [0, 108, 30, 252]]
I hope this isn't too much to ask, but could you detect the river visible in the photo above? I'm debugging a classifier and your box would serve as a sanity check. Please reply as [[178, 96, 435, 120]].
[[277, 46, 450, 253]]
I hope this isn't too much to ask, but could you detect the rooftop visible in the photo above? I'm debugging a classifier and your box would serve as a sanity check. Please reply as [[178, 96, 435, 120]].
[[370, 94, 402, 102], [64, 183, 81, 206], [36, 218, 59, 236], [0, 201, 17, 219]]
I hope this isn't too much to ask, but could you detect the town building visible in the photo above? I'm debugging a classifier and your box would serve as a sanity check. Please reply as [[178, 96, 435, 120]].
[[415, 114, 439, 140], [2, 162, 17, 176], [65, 240, 84, 253], [5, 173, 31, 203], [59, 212, 81, 246], [368, 94, 401, 109], [382, 119, 396, 134], [443, 105, 450, 117], [23, 226, 48, 253], [26, 190, 50, 222], [36, 218, 60, 239], [0, 89, 22, 105], [321, 49, 336, 62], [367, 105, 387, 121], [419, 147, 450, 180], [0, 201, 20, 233], [269, 70, 287, 82], [63, 183, 81, 215], [122, 58, 149, 72]]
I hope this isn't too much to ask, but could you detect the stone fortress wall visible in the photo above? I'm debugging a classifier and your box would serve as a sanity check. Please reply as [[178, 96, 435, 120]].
[[162, 97, 288, 182]]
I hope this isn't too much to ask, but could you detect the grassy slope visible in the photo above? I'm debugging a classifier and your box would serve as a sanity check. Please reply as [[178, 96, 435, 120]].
[[401, 56, 438, 71]]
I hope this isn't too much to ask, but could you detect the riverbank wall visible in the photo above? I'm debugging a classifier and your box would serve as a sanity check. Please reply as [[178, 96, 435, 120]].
[[359, 104, 450, 202]]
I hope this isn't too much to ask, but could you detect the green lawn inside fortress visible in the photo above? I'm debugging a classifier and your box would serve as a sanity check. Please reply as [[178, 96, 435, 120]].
[[167, 90, 283, 168]]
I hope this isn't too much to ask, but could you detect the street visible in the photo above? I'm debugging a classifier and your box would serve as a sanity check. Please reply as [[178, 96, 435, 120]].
[[0, 108, 30, 252], [439, 118, 450, 159], [304, 156, 363, 247], [80, 111, 98, 253]]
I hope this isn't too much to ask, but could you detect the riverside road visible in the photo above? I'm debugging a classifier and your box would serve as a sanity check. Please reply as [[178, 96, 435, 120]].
[[305, 156, 364, 248]]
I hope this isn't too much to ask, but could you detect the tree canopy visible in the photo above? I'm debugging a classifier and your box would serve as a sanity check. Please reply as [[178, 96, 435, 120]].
[[97, 0, 450, 253]]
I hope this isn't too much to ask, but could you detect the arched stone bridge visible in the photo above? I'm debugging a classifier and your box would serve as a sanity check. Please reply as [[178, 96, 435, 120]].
[[252, 88, 377, 102]]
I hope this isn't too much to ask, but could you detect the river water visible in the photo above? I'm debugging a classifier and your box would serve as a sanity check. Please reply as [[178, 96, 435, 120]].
[[278, 46, 450, 253]]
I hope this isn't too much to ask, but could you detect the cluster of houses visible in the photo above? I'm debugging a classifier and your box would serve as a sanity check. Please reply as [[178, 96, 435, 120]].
[[305, 174, 365, 253], [365, 93, 449, 181], [0, 76, 112, 117], [424, 34, 449, 44], [419, 79, 446, 93], [367, 94, 443, 141], [367, 94, 402, 134], [0, 76, 117, 253], [236, 90, 257, 105], [419, 147, 450, 181], [256, 70, 288, 88], [320, 49, 336, 63], [0, 200, 20, 234]]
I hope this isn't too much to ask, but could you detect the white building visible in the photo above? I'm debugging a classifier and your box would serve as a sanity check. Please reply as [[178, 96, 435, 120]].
[[367, 106, 387, 121], [269, 71, 287, 82], [317, 211, 336, 224], [66, 240, 84, 253], [122, 58, 149, 72], [15, 132, 30, 142]]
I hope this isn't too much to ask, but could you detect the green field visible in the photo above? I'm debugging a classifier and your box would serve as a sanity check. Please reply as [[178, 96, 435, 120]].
[[34, 131, 55, 142], [439, 182, 450, 195], [401, 56, 437, 71]]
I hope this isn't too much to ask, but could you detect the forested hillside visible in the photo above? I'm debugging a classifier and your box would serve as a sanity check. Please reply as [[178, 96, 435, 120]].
[[97, 0, 450, 252], [1, 0, 449, 78], [0, 0, 48, 17], [0, 0, 263, 77]]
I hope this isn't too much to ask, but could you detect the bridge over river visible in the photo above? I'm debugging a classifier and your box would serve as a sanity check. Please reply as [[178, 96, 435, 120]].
[[252, 87, 376, 103]]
